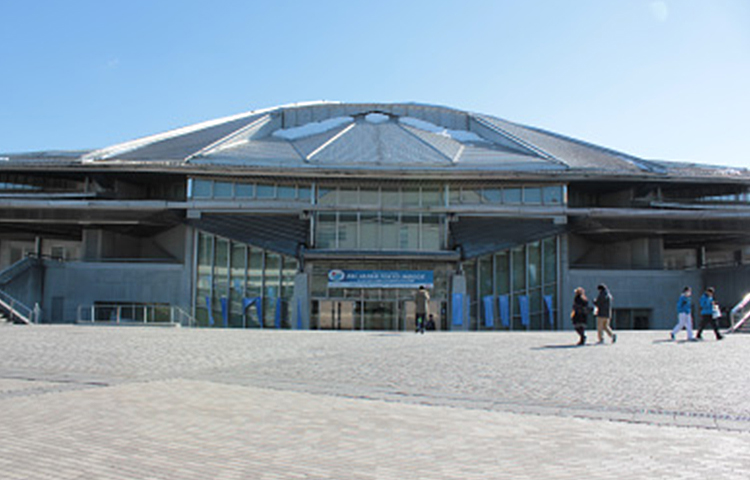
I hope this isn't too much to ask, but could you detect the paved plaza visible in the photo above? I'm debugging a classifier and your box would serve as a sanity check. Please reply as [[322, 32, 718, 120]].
[[1, 325, 748, 479]]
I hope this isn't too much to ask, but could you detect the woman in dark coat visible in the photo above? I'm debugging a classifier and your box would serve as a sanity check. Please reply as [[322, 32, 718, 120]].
[[572, 287, 590, 346]]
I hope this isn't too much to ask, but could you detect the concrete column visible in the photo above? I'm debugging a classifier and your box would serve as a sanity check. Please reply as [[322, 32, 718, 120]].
[[560, 233, 572, 331]]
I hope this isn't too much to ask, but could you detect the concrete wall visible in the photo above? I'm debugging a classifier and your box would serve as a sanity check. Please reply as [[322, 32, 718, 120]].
[[564, 269, 702, 330], [563, 265, 749, 331], [41, 261, 190, 323], [702, 264, 750, 311]]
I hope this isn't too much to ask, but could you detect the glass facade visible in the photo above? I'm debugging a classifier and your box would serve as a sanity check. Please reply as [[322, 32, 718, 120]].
[[189, 178, 312, 202], [450, 185, 565, 206], [194, 232, 298, 328], [314, 212, 444, 251], [313, 184, 447, 251], [463, 236, 559, 331], [189, 178, 566, 208], [190, 177, 564, 331]]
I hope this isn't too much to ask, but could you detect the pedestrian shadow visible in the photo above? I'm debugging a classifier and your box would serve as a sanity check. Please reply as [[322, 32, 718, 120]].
[[653, 338, 698, 344], [531, 344, 587, 350]]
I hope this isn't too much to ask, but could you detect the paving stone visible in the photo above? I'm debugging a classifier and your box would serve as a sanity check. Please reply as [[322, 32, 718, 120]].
[[1, 326, 749, 478]]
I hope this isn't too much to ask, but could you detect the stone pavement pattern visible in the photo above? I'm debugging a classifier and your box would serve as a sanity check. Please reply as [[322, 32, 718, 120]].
[[0, 326, 749, 479]]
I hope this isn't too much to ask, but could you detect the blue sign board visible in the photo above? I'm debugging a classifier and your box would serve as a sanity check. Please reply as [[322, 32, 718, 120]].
[[327, 270, 434, 289]]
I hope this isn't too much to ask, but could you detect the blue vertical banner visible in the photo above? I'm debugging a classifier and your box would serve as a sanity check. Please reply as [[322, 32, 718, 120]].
[[275, 298, 282, 329], [483, 295, 495, 328], [519, 295, 530, 327], [296, 298, 303, 330], [220, 297, 228, 328], [205, 296, 215, 327], [452, 293, 464, 326], [498, 295, 510, 328], [544, 295, 555, 327], [243, 297, 263, 328]]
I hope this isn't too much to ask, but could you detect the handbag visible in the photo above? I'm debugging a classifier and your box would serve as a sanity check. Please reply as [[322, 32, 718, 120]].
[[712, 304, 722, 319]]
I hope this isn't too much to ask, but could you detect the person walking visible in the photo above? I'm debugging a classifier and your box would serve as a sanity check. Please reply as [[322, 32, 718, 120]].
[[415, 285, 429, 334], [670, 286, 695, 341], [593, 284, 617, 344], [571, 287, 590, 346], [697, 287, 723, 340]]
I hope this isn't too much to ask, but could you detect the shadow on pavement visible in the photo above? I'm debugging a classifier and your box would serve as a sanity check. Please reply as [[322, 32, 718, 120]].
[[531, 344, 585, 350]]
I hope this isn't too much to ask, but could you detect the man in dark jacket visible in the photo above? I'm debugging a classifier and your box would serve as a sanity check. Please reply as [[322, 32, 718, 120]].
[[697, 287, 723, 340], [593, 284, 617, 344], [415, 285, 429, 334]]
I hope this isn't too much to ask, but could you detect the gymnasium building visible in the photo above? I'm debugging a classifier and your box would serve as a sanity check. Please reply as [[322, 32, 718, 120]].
[[1, 102, 748, 330]]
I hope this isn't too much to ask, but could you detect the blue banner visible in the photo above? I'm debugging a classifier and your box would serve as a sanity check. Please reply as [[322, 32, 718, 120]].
[[205, 296, 215, 326], [296, 298, 303, 330], [452, 293, 464, 326], [275, 298, 282, 329], [220, 297, 228, 328], [544, 295, 554, 327], [328, 270, 433, 289], [519, 295, 530, 327], [483, 295, 495, 328], [243, 297, 263, 328], [498, 295, 510, 328]]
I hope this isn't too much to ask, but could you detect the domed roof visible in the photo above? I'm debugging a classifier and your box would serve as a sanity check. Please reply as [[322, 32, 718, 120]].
[[71, 101, 747, 180]]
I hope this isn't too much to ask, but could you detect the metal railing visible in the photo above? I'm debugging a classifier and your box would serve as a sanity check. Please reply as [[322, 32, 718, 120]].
[[729, 292, 750, 333], [76, 304, 196, 327], [0, 256, 38, 286], [0, 289, 36, 324]]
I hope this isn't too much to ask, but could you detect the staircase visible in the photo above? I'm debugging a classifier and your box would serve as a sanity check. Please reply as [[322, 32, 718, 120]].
[[729, 292, 750, 334], [0, 256, 40, 325]]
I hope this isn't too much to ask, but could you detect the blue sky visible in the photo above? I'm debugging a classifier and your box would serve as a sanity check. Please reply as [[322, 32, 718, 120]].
[[1, 0, 748, 167]]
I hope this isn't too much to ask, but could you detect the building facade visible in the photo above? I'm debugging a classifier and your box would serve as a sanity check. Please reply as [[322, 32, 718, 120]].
[[1, 102, 749, 330]]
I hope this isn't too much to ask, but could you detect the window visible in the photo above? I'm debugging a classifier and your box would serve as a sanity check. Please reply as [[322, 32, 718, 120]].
[[235, 183, 254, 198], [314, 211, 445, 251], [277, 185, 296, 199], [504, 188, 522, 204], [214, 182, 233, 198], [256, 183, 275, 199], [543, 185, 563, 205], [193, 179, 212, 198], [482, 188, 502, 203], [523, 187, 542, 204]]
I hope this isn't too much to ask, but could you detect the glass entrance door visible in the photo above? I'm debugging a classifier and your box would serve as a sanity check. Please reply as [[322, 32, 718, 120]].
[[402, 299, 442, 331], [314, 294, 443, 331], [318, 300, 356, 330], [362, 301, 397, 330]]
